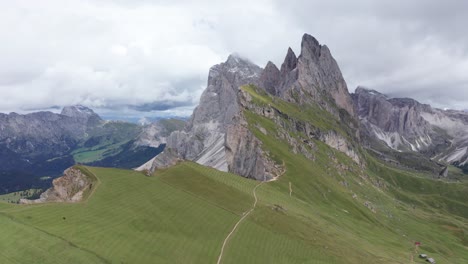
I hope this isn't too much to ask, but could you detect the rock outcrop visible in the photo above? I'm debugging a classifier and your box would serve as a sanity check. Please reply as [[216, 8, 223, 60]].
[[438, 166, 449, 178], [20, 167, 94, 204], [320, 130, 361, 164]]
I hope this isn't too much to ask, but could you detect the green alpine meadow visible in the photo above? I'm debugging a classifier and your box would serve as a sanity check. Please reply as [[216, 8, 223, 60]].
[[1, 86, 467, 263]]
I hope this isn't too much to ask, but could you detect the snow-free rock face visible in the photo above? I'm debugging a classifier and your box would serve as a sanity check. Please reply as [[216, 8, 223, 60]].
[[224, 90, 285, 181], [353, 87, 468, 168], [189, 54, 262, 129], [20, 167, 94, 204], [259, 34, 356, 118], [141, 34, 365, 180], [144, 54, 263, 175], [295, 34, 355, 117], [353, 87, 436, 152], [259, 61, 281, 96]]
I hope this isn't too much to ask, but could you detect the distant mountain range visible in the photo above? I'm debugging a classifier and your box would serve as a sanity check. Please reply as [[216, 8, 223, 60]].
[[0, 106, 184, 193]]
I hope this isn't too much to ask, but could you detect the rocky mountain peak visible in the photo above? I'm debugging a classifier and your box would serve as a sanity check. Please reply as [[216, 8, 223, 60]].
[[259, 61, 281, 95], [207, 53, 261, 88], [355, 86, 386, 97], [289, 33, 356, 117], [193, 54, 262, 130], [224, 53, 259, 70], [280, 47, 298, 76], [300, 33, 323, 61], [141, 34, 362, 180], [61, 105, 99, 119], [225, 53, 245, 65], [147, 53, 263, 174]]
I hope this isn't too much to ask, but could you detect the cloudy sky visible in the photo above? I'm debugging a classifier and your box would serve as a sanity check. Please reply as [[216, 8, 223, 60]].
[[1, 0, 467, 120]]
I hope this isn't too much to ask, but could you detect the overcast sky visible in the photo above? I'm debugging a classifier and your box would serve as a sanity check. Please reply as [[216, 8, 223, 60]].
[[1, 0, 467, 119]]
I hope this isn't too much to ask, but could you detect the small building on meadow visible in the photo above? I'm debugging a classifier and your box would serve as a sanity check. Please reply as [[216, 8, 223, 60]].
[[419, 254, 427, 258], [426, 257, 436, 264]]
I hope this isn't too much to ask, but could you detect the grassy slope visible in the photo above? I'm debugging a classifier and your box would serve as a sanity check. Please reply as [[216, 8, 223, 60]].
[[0, 88, 466, 263]]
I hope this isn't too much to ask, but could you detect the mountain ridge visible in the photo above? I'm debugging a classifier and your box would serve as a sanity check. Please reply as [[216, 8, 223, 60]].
[[0, 106, 183, 193], [352, 86, 468, 175], [140, 33, 363, 180]]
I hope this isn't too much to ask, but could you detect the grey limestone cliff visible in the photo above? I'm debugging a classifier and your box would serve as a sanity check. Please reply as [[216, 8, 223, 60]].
[[353, 87, 468, 169], [141, 34, 364, 180], [259, 34, 356, 119], [146, 54, 262, 174]]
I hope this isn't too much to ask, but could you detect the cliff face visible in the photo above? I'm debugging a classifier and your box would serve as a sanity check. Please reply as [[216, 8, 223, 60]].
[[224, 90, 285, 181], [352, 87, 436, 152], [20, 167, 95, 204], [140, 34, 363, 180], [353, 87, 468, 169], [146, 54, 263, 175]]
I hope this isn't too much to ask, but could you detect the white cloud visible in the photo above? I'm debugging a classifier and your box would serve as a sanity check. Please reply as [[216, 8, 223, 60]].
[[0, 0, 467, 118]]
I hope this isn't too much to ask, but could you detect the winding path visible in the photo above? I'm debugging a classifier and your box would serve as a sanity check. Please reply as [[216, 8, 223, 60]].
[[216, 182, 264, 264]]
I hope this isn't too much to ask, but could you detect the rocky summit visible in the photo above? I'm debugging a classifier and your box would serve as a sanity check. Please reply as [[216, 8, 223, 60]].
[[258, 34, 356, 118], [140, 34, 362, 180]]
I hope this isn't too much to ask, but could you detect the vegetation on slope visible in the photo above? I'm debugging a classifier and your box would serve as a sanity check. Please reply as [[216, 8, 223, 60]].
[[0, 87, 466, 263]]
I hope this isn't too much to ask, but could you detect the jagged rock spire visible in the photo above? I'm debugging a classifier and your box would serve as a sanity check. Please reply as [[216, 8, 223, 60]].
[[294, 33, 355, 117], [259, 61, 281, 95], [280, 47, 298, 76], [300, 34, 322, 61]]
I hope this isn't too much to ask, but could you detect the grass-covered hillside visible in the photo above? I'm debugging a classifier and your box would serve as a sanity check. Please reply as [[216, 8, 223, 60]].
[[0, 88, 467, 263]]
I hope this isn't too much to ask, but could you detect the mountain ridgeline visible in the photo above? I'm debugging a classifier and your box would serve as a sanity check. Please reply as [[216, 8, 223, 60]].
[[141, 34, 362, 180], [0, 106, 184, 194], [141, 33, 468, 181], [353, 87, 468, 176]]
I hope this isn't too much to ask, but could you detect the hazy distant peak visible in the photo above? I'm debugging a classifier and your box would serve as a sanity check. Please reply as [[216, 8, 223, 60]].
[[61, 105, 101, 122]]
